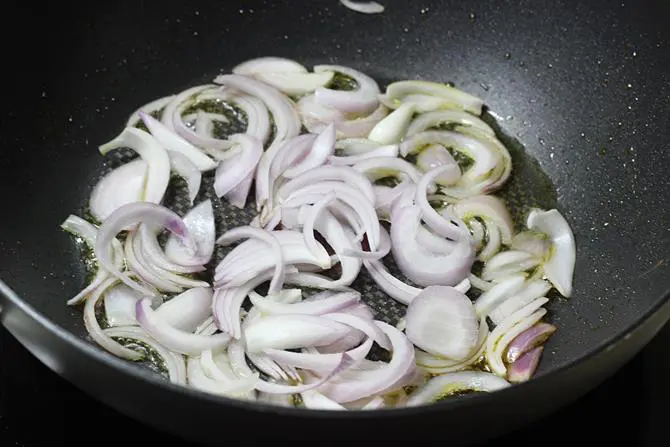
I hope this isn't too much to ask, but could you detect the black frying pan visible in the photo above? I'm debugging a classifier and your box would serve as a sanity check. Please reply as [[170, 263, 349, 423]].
[[1, 0, 669, 445]]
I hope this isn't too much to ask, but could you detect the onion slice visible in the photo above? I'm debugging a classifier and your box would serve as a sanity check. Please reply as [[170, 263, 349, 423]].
[[313, 65, 380, 115], [406, 371, 510, 406], [385, 80, 484, 115], [340, 0, 385, 14], [527, 208, 576, 298], [405, 286, 479, 361], [89, 160, 147, 223], [165, 199, 215, 267], [99, 127, 171, 204]]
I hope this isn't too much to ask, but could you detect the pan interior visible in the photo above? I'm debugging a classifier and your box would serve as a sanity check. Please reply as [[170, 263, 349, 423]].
[[1, 0, 669, 384]]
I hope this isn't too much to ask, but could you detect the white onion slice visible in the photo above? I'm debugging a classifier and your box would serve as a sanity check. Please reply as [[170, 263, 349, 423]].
[[233, 57, 307, 75], [452, 195, 515, 244], [527, 208, 576, 298], [168, 151, 201, 204], [244, 315, 355, 354], [103, 283, 144, 327], [473, 274, 527, 318], [385, 80, 484, 115], [485, 298, 549, 375], [125, 230, 182, 293], [214, 134, 263, 206], [416, 144, 461, 186], [313, 65, 380, 115], [407, 371, 510, 406], [136, 298, 230, 355], [405, 286, 479, 361], [96, 203, 196, 295], [390, 204, 474, 286], [84, 278, 143, 360], [138, 224, 204, 274], [340, 0, 385, 14], [481, 250, 541, 281], [301, 390, 348, 410], [329, 144, 398, 165], [140, 111, 217, 171], [187, 356, 258, 398], [406, 109, 495, 137], [489, 279, 551, 325], [283, 123, 336, 179], [165, 199, 215, 267], [99, 127, 171, 205], [368, 103, 415, 144], [254, 71, 335, 96], [154, 287, 213, 332], [278, 165, 376, 205], [89, 159, 147, 223]]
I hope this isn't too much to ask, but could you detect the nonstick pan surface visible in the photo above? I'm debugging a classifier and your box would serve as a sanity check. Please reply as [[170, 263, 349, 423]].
[[1, 0, 669, 444]]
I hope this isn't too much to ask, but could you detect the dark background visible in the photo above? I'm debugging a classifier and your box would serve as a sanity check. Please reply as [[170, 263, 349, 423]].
[[1, 322, 667, 446]]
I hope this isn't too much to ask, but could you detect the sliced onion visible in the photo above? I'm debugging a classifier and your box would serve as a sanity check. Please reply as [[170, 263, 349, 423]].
[[124, 229, 181, 293], [406, 109, 495, 137], [277, 165, 376, 205], [452, 195, 514, 244], [473, 274, 527, 318], [233, 57, 308, 75], [313, 65, 380, 115], [136, 298, 230, 355], [485, 298, 549, 376], [527, 208, 576, 298], [138, 224, 204, 274], [507, 346, 544, 383], [405, 286, 479, 361], [340, 0, 385, 14], [416, 144, 461, 185], [99, 127, 171, 204], [213, 74, 301, 210], [165, 199, 215, 267], [335, 138, 387, 155], [103, 283, 144, 327], [401, 131, 500, 185], [186, 356, 258, 398], [214, 133, 263, 207], [89, 160, 147, 223], [329, 144, 398, 165], [265, 337, 373, 375], [506, 322, 556, 364], [96, 203, 196, 295], [363, 259, 420, 305], [391, 204, 474, 286], [488, 279, 551, 325], [254, 71, 335, 96], [83, 278, 143, 360], [216, 226, 286, 295], [415, 321, 488, 374], [368, 103, 415, 144], [250, 291, 359, 316], [510, 230, 552, 260], [283, 123, 336, 179], [406, 371, 509, 406], [353, 156, 426, 185], [154, 287, 213, 332], [301, 390, 348, 410], [140, 111, 217, 171], [168, 151, 202, 204], [481, 250, 541, 281], [316, 322, 416, 403], [297, 94, 346, 134], [243, 314, 355, 354], [385, 80, 484, 115]]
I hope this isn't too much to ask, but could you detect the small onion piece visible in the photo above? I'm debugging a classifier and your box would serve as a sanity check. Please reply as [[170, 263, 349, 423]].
[[452, 195, 515, 245], [406, 109, 495, 137], [165, 199, 215, 267], [99, 127, 171, 205], [527, 208, 576, 298], [214, 133, 263, 208], [481, 250, 541, 282], [405, 286, 479, 361], [313, 64, 380, 115], [488, 279, 551, 325], [385, 80, 484, 115], [368, 103, 415, 144], [416, 144, 461, 186], [136, 298, 231, 355], [406, 371, 510, 406], [283, 123, 336, 179], [254, 71, 335, 96], [340, 0, 385, 14], [506, 322, 556, 364], [168, 151, 202, 204], [154, 287, 214, 333], [89, 160, 147, 223], [233, 57, 307, 75], [140, 111, 217, 171], [103, 283, 143, 327], [249, 291, 360, 316]]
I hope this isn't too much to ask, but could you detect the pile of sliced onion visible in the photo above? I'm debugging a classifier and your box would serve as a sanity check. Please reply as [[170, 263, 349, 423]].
[[61, 56, 576, 410]]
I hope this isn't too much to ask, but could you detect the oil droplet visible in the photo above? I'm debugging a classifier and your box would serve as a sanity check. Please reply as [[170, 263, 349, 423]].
[[420, 7, 430, 13], [504, 52, 511, 59], [479, 82, 490, 91], [547, 63, 553, 69], [599, 147, 607, 155], [469, 12, 476, 20], [632, 51, 637, 57], [538, 137, 545, 146], [626, 83, 632, 89]]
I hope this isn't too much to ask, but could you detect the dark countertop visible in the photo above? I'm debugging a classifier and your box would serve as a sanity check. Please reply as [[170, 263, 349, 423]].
[[1, 323, 668, 446]]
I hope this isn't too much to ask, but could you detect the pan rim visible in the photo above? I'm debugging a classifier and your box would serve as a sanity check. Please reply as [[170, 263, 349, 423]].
[[1, 278, 668, 419]]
